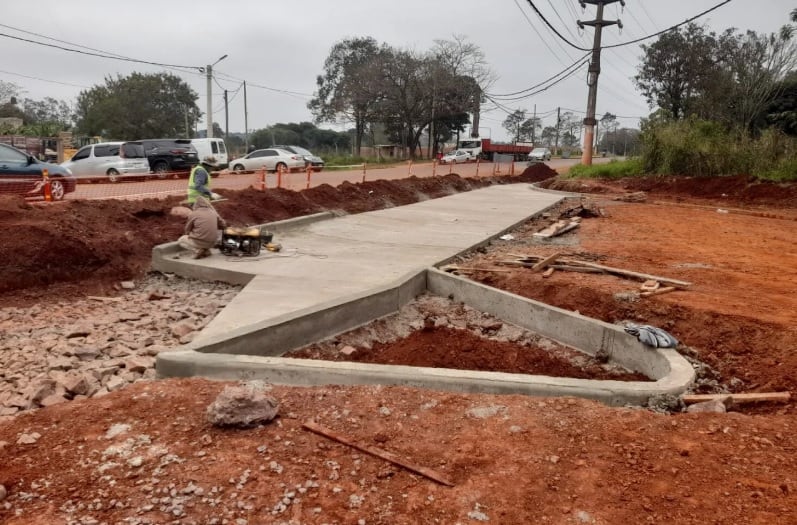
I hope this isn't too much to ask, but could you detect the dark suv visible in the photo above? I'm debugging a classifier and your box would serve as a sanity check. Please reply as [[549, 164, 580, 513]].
[[139, 139, 199, 178]]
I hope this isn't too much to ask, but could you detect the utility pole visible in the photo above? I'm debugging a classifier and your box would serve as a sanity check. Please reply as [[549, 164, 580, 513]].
[[206, 65, 213, 139], [554, 106, 561, 156], [205, 54, 228, 139], [578, 0, 623, 165], [243, 81, 249, 152], [224, 90, 229, 139]]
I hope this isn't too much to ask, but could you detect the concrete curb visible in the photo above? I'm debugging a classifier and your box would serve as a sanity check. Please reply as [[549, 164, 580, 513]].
[[157, 268, 695, 406]]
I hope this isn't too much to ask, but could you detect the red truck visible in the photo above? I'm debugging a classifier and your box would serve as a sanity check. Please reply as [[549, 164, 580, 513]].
[[457, 137, 533, 161]]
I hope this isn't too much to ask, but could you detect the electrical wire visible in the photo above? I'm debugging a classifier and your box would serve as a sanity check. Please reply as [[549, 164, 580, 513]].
[[488, 54, 589, 97], [0, 69, 90, 89], [525, 0, 734, 51], [0, 31, 202, 71], [512, 0, 572, 67]]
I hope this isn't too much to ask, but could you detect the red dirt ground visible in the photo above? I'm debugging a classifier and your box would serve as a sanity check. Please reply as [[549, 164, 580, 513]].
[[2, 169, 797, 523]]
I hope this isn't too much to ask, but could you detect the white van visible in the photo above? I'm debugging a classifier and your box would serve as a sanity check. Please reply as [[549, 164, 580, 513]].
[[190, 138, 228, 170]]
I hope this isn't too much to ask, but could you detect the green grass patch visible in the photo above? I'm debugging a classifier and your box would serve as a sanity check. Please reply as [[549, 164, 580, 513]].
[[324, 155, 404, 168], [566, 158, 644, 179]]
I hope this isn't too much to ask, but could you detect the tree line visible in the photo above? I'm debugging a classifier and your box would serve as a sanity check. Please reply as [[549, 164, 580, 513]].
[[308, 35, 491, 158]]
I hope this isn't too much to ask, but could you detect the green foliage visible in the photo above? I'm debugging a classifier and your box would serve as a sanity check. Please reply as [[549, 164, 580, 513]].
[[640, 119, 797, 179], [75, 72, 200, 140], [249, 122, 351, 152], [567, 159, 644, 179]]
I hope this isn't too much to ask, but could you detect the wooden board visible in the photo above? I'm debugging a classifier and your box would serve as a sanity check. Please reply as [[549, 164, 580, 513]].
[[559, 259, 693, 288], [542, 267, 555, 278], [531, 252, 561, 272], [682, 392, 791, 405], [302, 421, 455, 486], [640, 286, 676, 297]]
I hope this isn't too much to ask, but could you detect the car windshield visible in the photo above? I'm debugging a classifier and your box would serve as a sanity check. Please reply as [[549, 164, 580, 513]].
[[290, 146, 312, 156]]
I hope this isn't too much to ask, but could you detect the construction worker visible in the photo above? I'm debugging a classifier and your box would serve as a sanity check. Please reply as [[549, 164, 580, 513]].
[[187, 156, 218, 205], [177, 196, 227, 259]]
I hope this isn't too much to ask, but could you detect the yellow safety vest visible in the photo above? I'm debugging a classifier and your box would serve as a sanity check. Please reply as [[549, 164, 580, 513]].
[[187, 165, 211, 204]]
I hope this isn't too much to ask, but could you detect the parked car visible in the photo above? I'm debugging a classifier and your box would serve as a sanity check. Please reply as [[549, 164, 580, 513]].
[[138, 139, 199, 178], [0, 143, 76, 200], [528, 147, 552, 162], [190, 138, 229, 170], [229, 148, 305, 173], [61, 141, 149, 183], [440, 150, 473, 164], [272, 145, 325, 171]]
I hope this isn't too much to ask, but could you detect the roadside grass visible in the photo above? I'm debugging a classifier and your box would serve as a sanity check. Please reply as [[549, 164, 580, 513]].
[[323, 155, 416, 170], [566, 158, 644, 179]]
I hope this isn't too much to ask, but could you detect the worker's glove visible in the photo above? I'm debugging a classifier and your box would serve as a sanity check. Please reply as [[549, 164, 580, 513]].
[[210, 192, 222, 200]]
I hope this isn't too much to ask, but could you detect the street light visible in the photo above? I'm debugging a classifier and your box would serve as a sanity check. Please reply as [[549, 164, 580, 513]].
[[206, 54, 228, 139]]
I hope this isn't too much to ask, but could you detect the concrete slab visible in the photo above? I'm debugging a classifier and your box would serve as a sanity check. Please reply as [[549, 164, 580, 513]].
[[154, 184, 696, 405], [154, 184, 563, 339]]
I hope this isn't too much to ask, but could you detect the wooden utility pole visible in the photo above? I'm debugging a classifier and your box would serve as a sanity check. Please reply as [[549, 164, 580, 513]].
[[224, 89, 229, 139], [554, 106, 561, 156], [243, 81, 249, 152], [578, 0, 623, 165]]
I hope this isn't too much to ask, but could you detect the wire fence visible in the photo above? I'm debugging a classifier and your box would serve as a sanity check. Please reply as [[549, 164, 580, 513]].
[[4, 158, 528, 203]]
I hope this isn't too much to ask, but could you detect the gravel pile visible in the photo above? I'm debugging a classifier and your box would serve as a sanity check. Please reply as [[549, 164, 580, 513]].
[[0, 273, 240, 419]]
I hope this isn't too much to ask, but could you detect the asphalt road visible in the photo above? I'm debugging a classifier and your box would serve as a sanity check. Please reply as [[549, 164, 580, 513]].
[[66, 158, 607, 201]]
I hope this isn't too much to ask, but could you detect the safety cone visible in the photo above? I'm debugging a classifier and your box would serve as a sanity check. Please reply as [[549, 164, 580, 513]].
[[42, 168, 52, 202]]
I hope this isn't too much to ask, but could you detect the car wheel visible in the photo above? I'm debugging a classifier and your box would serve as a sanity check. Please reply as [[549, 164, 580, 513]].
[[48, 178, 65, 201], [153, 162, 169, 179], [232, 164, 245, 173], [107, 168, 121, 183]]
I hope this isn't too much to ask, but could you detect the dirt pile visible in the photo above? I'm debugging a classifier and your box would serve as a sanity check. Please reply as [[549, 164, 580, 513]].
[[0, 167, 557, 304]]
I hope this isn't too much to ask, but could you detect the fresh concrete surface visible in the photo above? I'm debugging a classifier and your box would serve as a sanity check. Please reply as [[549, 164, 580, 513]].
[[155, 184, 695, 405], [154, 184, 563, 341]]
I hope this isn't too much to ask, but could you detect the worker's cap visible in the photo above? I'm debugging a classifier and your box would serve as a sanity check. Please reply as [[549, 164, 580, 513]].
[[201, 156, 218, 167]]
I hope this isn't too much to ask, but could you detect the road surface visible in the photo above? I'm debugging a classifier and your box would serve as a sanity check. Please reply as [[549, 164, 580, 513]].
[[66, 158, 608, 201]]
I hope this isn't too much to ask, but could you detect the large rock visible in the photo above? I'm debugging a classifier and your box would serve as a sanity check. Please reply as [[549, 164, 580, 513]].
[[26, 379, 56, 405], [686, 397, 732, 414], [123, 356, 154, 373], [207, 382, 279, 428], [170, 322, 195, 339]]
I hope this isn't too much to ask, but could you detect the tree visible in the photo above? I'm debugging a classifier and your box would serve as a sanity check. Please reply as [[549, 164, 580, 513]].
[[766, 71, 797, 135], [75, 72, 200, 140], [308, 37, 382, 156], [635, 24, 719, 120], [21, 97, 73, 127], [502, 110, 526, 143]]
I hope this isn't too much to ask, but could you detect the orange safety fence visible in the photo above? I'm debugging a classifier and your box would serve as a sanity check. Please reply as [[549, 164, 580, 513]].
[[8, 159, 524, 203]]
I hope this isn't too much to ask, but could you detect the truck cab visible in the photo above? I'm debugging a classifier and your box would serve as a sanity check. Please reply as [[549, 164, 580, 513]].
[[457, 139, 482, 159]]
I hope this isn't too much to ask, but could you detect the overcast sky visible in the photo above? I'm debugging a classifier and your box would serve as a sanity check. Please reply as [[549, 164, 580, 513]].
[[1, 0, 793, 142]]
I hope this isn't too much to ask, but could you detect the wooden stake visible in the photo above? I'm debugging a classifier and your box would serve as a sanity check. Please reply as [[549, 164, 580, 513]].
[[532, 252, 561, 272], [87, 296, 123, 302], [682, 392, 791, 405], [302, 421, 455, 487], [542, 267, 555, 278]]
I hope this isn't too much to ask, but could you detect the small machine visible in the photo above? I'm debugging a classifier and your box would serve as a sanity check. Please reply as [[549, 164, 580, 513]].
[[220, 227, 274, 257]]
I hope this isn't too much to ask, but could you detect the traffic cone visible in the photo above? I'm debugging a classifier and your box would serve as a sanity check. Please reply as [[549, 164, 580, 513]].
[[42, 168, 52, 202]]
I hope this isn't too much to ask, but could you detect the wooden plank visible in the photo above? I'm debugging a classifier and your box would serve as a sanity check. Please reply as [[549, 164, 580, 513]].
[[640, 286, 676, 297], [87, 296, 122, 302], [548, 264, 605, 274], [451, 267, 514, 274], [682, 392, 791, 405], [533, 221, 580, 239], [559, 259, 692, 288], [302, 421, 455, 487], [542, 267, 555, 278], [532, 252, 561, 272], [533, 220, 568, 238]]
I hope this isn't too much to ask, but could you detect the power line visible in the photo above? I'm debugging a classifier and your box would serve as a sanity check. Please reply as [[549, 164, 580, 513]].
[[524, 0, 590, 51], [0, 31, 202, 71], [602, 0, 734, 49], [525, 0, 734, 51], [488, 54, 589, 97], [0, 69, 90, 89], [545, 0, 583, 42], [512, 0, 572, 67]]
